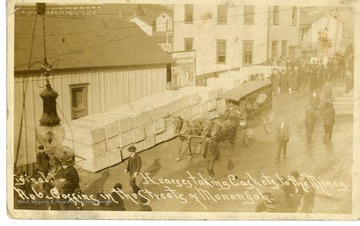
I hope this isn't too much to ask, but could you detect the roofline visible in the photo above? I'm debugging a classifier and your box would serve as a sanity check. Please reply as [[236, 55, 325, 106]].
[[14, 62, 175, 75]]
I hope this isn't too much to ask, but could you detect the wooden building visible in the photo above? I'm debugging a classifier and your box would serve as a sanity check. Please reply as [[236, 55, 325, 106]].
[[13, 14, 173, 173]]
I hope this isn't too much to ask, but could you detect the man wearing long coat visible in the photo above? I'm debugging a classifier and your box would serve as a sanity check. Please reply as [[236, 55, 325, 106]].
[[323, 102, 335, 144], [305, 105, 317, 143], [275, 117, 291, 161], [125, 146, 142, 194], [271, 68, 280, 96]]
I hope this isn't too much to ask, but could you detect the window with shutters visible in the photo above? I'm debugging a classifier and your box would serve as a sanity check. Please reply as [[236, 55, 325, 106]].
[[216, 40, 227, 63], [273, 6, 279, 25], [244, 5, 255, 25], [184, 38, 194, 51], [243, 41, 254, 64], [272, 41, 278, 58], [70, 84, 88, 120], [217, 5, 227, 25], [292, 6, 298, 26], [185, 4, 193, 24]]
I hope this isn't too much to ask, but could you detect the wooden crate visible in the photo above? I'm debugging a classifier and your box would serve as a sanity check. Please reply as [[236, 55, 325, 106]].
[[83, 115, 119, 139], [165, 127, 176, 141], [191, 103, 201, 116], [65, 121, 106, 145], [155, 132, 165, 144], [120, 130, 133, 147], [208, 99, 217, 111], [106, 148, 122, 167], [182, 107, 192, 120], [200, 102, 209, 113], [144, 122, 155, 136], [105, 135, 120, 152], [102, 112, 132, 133], [81, 153, 107, 172], [63, 138, 106, 160], [154, 119, 166, 134], [132, 127, 146, 142], [144, 135, 156, 150]]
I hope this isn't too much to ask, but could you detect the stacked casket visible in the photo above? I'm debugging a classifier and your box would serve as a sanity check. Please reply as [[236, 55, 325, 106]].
[[66, 87, 226, 172]]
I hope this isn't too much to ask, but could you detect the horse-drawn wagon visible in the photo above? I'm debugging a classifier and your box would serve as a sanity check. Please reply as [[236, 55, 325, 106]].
[[173, 80, 276, 155], [216, 79, 277, 147]]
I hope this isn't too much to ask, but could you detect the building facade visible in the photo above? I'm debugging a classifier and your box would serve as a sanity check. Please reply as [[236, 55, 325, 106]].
[[13, 15, 173, 172], [172, 4, 299, 81], [299, 14, 343, 56]]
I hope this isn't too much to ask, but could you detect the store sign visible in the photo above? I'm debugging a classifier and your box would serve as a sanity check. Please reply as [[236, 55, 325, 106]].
[[172, 51, 196, 63]]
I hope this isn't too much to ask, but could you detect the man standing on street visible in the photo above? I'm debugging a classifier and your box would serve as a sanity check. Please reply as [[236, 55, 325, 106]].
[[323, 102, 335, 144], [305, 105, 317, 143], [202, 135, 220, 181], [124, 146, 142, 194], [275, 117, 291, 161]]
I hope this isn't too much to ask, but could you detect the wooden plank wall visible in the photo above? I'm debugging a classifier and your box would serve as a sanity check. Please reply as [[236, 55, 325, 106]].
[[13, 64, 167, 171]]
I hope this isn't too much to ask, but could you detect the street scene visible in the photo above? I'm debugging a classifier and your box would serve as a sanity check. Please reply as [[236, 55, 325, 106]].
[[9, 1, 356, 219]]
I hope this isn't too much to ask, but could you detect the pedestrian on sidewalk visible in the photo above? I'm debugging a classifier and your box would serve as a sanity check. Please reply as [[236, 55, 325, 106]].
[[345, 70, 354, 93], [202, 135, 220, 181], [279, 69, 288, 93], [275, 116, 291, 161], [300, 177, 316, 213], [124, 146, 142, 194], [323, 102, 335, 144], [176, 120, 193, 161], [271, 68, 280, 96], [308, 91, 320, 112], [305, 105, 316, 143], [322, 79, 333, 102], [109, 183, 125, 211]]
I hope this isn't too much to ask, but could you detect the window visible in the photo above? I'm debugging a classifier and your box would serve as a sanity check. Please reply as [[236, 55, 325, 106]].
[[281, 41, 288, 58], [184, 38, 193, 51], [185, 4, 193, 24], [70, 84, 88, 120], [217, 5, 227, 25], [243, 41, 254, 64], [166, 20, 173, 31], [273, 6, 279, 25], [216, 40, 227, 63], [166, 64, 172, 83], [291, 6, 298, 26], [271, 41, 278, 58], [244, 5, 255, 25]]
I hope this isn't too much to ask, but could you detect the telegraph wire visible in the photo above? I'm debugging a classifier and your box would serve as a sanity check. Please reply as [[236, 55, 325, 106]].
[[14, 6, 304, 40], [15, 13, 38, 168]]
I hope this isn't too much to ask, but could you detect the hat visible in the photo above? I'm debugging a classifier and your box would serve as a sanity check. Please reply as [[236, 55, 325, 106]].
[[113, 183, 123, 190], [128, 146, 137, 152]]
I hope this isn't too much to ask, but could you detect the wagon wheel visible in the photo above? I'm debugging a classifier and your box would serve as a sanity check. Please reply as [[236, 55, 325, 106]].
[[263, 110, 277, 134], [244, 128, 255, 147]]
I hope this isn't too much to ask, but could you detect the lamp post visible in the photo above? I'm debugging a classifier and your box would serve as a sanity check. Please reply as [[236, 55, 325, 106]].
[[35, 63, 65, 148]]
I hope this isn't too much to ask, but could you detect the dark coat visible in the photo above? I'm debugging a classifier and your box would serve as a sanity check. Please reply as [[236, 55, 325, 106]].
[[308, 93, 320, 110], [202, 139, 220, 161], [323, 106, 335, 126], [305, 107, 316, 125], [127, 154, 142, 175], [276, 123, 291, 142]]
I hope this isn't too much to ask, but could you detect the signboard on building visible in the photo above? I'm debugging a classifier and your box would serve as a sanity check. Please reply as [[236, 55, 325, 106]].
[[171, 51, 196, 90]]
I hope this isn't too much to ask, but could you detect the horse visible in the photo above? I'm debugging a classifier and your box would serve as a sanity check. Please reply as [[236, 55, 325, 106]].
[[173, 116, 214, 160]]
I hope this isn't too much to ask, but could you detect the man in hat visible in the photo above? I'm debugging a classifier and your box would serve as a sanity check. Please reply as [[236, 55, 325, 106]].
[[202, 134, 220, 180], [323, 101, 335, 144], [125, 146, 142, 194], [271, 68, 280, 96], [305, 105, 316, 143], [275, 116, 291, 161], [279, 69, 288, 93]]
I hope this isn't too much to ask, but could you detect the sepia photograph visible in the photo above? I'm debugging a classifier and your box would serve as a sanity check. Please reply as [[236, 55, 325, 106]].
[[6, 0, 360, 220]]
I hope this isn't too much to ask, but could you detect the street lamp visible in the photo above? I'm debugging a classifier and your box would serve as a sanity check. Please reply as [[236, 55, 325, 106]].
[[32, 2, 65, 149], [35, 63, 65, 148]]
